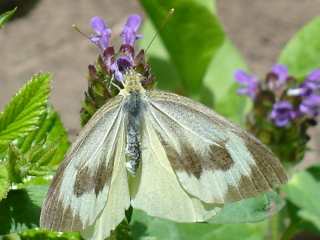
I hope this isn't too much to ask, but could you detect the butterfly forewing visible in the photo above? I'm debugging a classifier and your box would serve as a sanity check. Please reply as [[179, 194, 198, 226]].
[[144, 90, 287, 204], [40, 95, 128, 232]]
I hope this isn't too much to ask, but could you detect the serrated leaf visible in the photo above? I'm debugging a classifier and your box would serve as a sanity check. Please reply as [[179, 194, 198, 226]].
[[0, 73, 51, 153], [6, 107, 69, 187], [279, 17, 320, 78], [0, 7, 17, 28], [18, 107, 69, 166], [283, 171, 320, 230], [0, 163, 10, 200], [139, 0, 224, 93]]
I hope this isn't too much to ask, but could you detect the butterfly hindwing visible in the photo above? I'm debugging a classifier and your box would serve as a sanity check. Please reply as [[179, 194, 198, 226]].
[[145, 90, 287, 204], [131, 112, 220, 222], [40, 95, 129, 232]]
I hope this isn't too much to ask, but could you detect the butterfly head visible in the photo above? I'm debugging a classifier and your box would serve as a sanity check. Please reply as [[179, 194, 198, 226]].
[[120, 69, 145, 94]]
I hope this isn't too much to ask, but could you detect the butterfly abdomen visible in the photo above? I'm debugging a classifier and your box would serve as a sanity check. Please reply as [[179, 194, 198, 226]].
[[124, 91, 143, 175]]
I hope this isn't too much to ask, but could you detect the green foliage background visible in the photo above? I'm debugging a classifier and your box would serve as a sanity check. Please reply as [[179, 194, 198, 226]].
[[1, 1, 320, 239]]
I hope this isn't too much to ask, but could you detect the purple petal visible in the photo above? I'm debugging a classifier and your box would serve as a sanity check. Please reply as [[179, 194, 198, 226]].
[[307, 69, 320, 82], [90, 16, 112, 51], [234, 70, 259, 99], [299, 94, 320, 116], [121, 14, 142, 46], [91, 16, 107, 33], [110, 62, 123, 82], [125, 14, 142, 32], [275, 118, 290, 127], [274, 101, 292, 109], [117, 55, 133, 72], [270, 101, 295, 127], [234, 70, 256, 84], [271, 64, 289, 82]]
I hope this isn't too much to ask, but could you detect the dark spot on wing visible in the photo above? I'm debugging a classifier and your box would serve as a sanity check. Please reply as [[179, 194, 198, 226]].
[[73, 158, 114, 197], [74, 166, 93, 197], [156, 131, 234, 179], [208, 143, 234, 171]]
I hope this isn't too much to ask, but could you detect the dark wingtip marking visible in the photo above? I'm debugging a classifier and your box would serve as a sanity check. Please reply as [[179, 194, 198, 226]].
[[241, 132, 288, 186], [40, 198, 84, 232], [73, 160, 113, 197]]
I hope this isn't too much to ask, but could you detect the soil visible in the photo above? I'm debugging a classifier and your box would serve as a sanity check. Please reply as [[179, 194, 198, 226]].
[[0, 0, 319, 165]]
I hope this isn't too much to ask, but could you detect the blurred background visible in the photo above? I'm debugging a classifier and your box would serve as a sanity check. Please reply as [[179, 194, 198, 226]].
[[0, 0, 320, 167], [1, 1, 320, 240], [0, 0, 319, 161]]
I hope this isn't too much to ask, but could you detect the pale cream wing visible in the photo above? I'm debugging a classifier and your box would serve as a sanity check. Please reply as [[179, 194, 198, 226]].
[[131, 112, 220, 222], [40, 95, 127, 232], [145, 90, 287, 204], [81, 119, 130, 240]]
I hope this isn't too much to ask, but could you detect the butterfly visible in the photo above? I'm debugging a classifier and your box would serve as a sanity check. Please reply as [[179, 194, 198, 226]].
[[40, 69, 287, 239]]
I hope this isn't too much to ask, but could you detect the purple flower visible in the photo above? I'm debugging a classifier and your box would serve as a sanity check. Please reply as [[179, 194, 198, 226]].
[[234, 70, 259, 99], [89, 14, 143, 82], [90, 16, 112, 51], [307, 69, 320, 82], [121, 14, 142, 46], [110, 56, 133, 82], [270, 101, 296, 127], [287, 69, 320, 97], [268, 64, 289, 90], [299, 94, 320, 117]]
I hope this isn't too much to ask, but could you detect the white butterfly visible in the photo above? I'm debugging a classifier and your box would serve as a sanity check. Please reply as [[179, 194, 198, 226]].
[[40, 69, 287, 239]]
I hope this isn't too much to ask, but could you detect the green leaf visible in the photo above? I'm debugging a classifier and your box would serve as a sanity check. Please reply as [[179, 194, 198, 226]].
[[203, 39, 248, 123], [209, 191, 285, 224], [0, 189, 41, 234], [132, 210, 267, 240], [0, 73, 51, 153], [0, 7, 17, 28], [18, 229, 83, 240], [6, 107, 69, 186], [0, 163, 10, 200], [139, 19, 182, 93], [139, 0, 224, 93], [279, 17, 320, 78], [283, 171, 320, 230], [18, 107, 69, 166]]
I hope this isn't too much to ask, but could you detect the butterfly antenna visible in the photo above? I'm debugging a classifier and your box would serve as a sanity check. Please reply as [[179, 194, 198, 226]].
[[72, 24, 91, 40], [145, 8, 175, 54]]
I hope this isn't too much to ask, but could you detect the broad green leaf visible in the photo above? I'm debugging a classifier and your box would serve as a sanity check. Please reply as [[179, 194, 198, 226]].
[[0, 7, 16, 28], [0, 184, 83, 238], [283, 171, 320, 230], [132, 210, 267, 240], [203, 39, 248, 123], [0, 189, 40, 234], [279, 17, 320, 78], [0, 163, 10, 200], [209, 191, 285, 224], [139, 19, 182, 92], [139, 0, 224, 93], [0, 73, 51, 153]]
